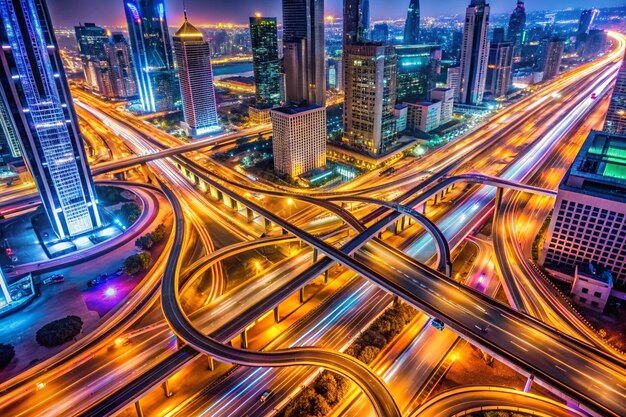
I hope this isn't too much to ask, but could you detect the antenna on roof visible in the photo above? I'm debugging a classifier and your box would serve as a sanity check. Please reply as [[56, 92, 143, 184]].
[[183, 0, 188, 21]]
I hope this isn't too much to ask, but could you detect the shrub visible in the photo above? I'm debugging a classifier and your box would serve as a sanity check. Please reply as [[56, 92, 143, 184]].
[[151, 224, 167, 243], [357, 345, 381, 364], [123, 252, 153, 275], [0, 343, 15, 369], [36, 316, 83, 347], [283, 387, 331, 417], [135, 235, 153, 251], [119, 202, 141, 225], [314, 371, 339, 404], [96, 186, 123, 205]]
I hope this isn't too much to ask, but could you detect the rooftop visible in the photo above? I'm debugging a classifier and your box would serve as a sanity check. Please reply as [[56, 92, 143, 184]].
[[174, 19, 203, 39], [271, 104, 323, 116]]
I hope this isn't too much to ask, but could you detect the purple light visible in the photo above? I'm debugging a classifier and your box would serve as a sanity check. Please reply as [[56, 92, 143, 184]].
[[104, 287, 117, 298]]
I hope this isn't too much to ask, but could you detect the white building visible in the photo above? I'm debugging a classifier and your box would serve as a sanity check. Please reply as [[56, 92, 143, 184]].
[[446, 66, 461, 101], [571, 263, 613, 312], [394, 104, 408, 132], [405, 101, 441, 132], [458, 0, 490, 105], [271, 105, 327, 177], [431, 88, 454, 123]]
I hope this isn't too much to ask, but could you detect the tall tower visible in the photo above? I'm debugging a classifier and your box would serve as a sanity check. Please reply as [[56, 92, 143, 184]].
[[507, 1, 526, 55], [282, 0, 326, 106], [404, 0, 420, 45], [249, 15, 282, 107], [0, 0, 101, 238], [486, 41, 513, 98], [106, 33, 138, 98], [458, 0, 490, 105], [124, 0, 177, 112], [75, 23, 110, 94], [542, 37, 564, 81], [343, 0, 368, 46], [603, 54, 626, 136], [173, 11, 220, 137]]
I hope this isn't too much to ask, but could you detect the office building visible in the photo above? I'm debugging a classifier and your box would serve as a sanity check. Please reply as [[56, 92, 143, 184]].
[[486, 41, 513, 98], [571, 263, 612, 312], [343, 0, 368, 45], [75, 23, 111, 94], [106, 33, 138, 98], [371, 23, 389, 43], [446, 66, 461, 100], [0, 98, 21, 161], [542, 37, 564, 81], [458, 0, 490, 105], [576, 9, 599, 51], [282, 0, 325, 106], [405, 101, 441, 132], [125, 0, 178, 112], [404, 0, 420, 45], [327, 58, 343, 90], [603, 54, 626, 136], [249, 15, 282, 107], [0, 0, 101, 238], [542, 131, 626, 286], [343, 44, 397, 156], [582, 30, 608, 59], [270, 105, 326, 177], [507, 1, 526, 55], [431, 87, 454, 123], [396, 45, 441, 103], [394, 104, 408, 132], [173, 13, 220, 137], [492, 27, 505, 44]]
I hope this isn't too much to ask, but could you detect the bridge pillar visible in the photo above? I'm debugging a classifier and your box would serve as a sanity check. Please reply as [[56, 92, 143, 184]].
[[494, 187, 504, 215], [282, 228, 288, 235], [299, 286, 305, 303], [393, 295, 399, 306], [445, 262, 453, 278], [394, 219, 402, 235], [323, 270, 329, 284], [162, 380, 173, 398], [402, 216, 408, 229], [230, 198, 238, 211], [524, 373, 534, 392], [217, 190, 224, 202], [207, 355, 215, 371], [134, 401, 144, 417], [241, 329, 248, 349], [433, 193, 439, 205], [419, 203, 426, 215], [313, 248, 319, 262], [264, 218, 272, 232], [377, 231, 383, 239], [274, 306, 281, 322], [246, 208, 254, 223]]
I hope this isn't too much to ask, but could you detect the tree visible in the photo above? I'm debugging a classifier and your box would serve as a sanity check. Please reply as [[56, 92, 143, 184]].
[[314, 371, 339, 404], [119, 202, 141, 225], [138, 251, 152, 269], [284, 387, 331, 417], [0, 343, 15, 370], [124, 252, 152, 274], [36, 316, 83, 347], [357, 345, 381, 364], [135, 235, 153, 251], [151, 224, 166, 243]]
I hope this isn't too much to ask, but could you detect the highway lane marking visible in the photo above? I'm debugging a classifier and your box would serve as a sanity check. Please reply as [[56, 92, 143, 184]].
[[509, 340, 529, 353]]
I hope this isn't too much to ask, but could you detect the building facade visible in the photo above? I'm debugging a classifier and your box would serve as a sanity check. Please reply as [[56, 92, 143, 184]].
[[343, 44, 397, 156], [571, 263, 612, 312], [270, 105, 326, 177], [106, 33, 137, 98], [75, 23, 111, 94], [343, 0, 368, 45], [173, 15, 220, 137], [0, 0, 101, 238], [446, 66, 461, 100], [507, 0, 526, 56], [431, 87, 454, 123], [249, 16, 282, 107], [542, 131, 626, 286], [282, 0, 325, 106], [403, 0, 420, 45], [542, 37, 564, 81], [486, 41, 513, 98], [405, 101, 441, 132], [458, 0, 490, 106], [396, 45, 441, 103], [603, 54, 626, 136], [125, 0, 178, 112]]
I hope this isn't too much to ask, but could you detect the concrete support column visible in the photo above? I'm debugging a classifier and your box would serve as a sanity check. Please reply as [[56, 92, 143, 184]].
[[135, 401, 144, 417], [323, 270, 329, 284], [207, 355, 215, 371], [420, 203, 426, 215], [494, 187, 504, 222], [434, 193, 439, 205], [162, 380, 172, 398], [217, 190, 224, 202], [394, 219, 402, 235], [264, 218, 272, 231], [241, 329, 248, 349], [282, 228, 288, 235], [524, 373, 534, 392], [274, 306, 281, 322], [313, 248, 319, 262], [445, 262, 453, 278], [246, 208, 254, 223], [393, 295, 400, 306], [402, 216, 408, 229], [378, 231, 383, 239], [299, 287, 305, 303]]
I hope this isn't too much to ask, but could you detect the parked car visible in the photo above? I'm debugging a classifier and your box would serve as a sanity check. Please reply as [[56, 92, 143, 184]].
[[42, 274, 64, 285]]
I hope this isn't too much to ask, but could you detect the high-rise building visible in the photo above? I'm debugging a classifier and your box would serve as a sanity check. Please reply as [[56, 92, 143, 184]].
[[74, 23, 111, 94], [361, 0, 370, 37], [507, 1, 526, 55], [270, 105, 326, 177], [431, 87, 454, 123], [125, 0, 178, 112], [582, 29, 608, 59], [492, 27, 505, 44], [396, 45, 441, 103], [486, 41, 513, 98], [542, 130, 626, 286], [578, 9, 599, 35], [0, 0, 101, 238], [282, 0, 325, 106], [0, 98, 21, 161], [542, 37, 564, 81], [458, 0, 490, 105], [343, 43, 397, 155], [327, 58, 343, 90], [446, 66, 461, 100], [343, 0, 368, 45], [249, 15, 282, 107], [371, 23, 389, 43], [106, 33, 138, 98], [603, 54, 626, 136], [173, 13, 220, 138], [403, 0, 420, 45]]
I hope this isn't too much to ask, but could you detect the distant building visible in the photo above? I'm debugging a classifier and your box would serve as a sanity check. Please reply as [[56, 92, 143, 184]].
[[343, 43, 397, 156], [327, 58, 343, 90], [431, 88, 454, 123], [603, 54, 626, 136], [582, 30, 608, 59], [106, 33, 138, 98], [270, 105, 326, 177], [125, 0, 178, 112], [394, 104, 408, 132], [486, 41, 513, 98], [173, 14, 220, 138], [74, 23, 111, 95], [343, 0, 368, 45], [0, 98, 21, 162], [571, 263, 612, 312], [396, 45, 441, 103], [458, 0, 490, 105], [249, 15, 282, 107], [576, 9, 599, 51], [446, 66, 461, 100], [371, 23, 389, 43], [405, 101, 441, 132], [249, 106, 272, 125], [507, 0, 526, 56], [492, 27, 505, 44], [403, 0, 420, 45], [542, 38, 564, 81], [542, 131, 626, 286], [0, 0, 102, 238]]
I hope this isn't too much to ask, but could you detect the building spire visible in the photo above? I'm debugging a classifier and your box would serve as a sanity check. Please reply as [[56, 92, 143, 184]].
[[183, 0, 188, 21]]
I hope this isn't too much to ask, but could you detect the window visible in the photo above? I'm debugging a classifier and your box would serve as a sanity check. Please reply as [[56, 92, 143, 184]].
[[591, 301, 599, 308], [581, 288, 589, 294], [579, 297, 587, 303], [594, 291, 602, 298]]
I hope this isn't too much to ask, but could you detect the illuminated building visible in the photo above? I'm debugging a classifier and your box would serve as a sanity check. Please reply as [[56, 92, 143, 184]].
[[431, 87, 454, 123], [604, 54, 626, 136], [370, 23, 389, 43], [405, 101, 441, 132], [173, 12, 220, 137], [74, 23, 111, 95], [106, 33, 137, 98], [486, 41, 513, 98], [343, 0, 368, 46], [249, 15, 282, 107], [507, 1, 525, 56], [458, 0, 490, 106], [0, 0, 102, 238], [542, 37, 564, 81], [403, 0, 420, 45], [396, 44, 441, 103]]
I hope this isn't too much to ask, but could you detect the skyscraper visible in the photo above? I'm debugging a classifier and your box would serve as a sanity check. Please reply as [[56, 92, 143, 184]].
[[0, 0, 101, 238], [543, 37, 564, 81], [124, 0, 178, 112], [507, 1, 526, 55], [282, 0, 325, 106], [361, 0, 370, 37], [173, 12, 220, 137], [106, 33, 138, 98], [458, 0, 490, 105], [371, 23, 389, 43], [603, 54, 626, 136], [75, 23, 110, 94], [396, 45, 441, 103], [404, 0, 420, 45], [343, 0, 368, 46], [578, 9, 599, 35], [486, 41, 513, 98], [343, 44, 397, 155], [249, 15, 282, 107]]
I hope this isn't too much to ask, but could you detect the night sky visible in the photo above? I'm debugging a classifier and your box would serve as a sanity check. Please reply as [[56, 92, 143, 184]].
[[48, 0, 623, 27]]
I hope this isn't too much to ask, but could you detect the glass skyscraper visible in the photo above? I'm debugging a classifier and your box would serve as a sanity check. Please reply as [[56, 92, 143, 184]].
[[74, 23, 110, 94], [507, 1, 526, 54], [343, 0, 369, 46], [404, 0, 420, 45], [458, 0, 490, 105], [124, 0, 178, 112], [249, 15, 282, 107], [0, 0, 102, 238]]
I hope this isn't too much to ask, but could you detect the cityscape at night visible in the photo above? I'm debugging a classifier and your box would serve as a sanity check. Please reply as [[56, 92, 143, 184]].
[[0, 0, 626, 416]]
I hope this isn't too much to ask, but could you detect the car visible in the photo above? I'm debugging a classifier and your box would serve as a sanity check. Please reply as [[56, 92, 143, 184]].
[[43, 274, 64, 285], [260, 390, 271, 402]]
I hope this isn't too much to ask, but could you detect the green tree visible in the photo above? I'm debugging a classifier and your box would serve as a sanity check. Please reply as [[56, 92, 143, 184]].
[[138, 251, 153, 269], [284, 387, 331, 417], [36, 316, 83, 347], [0, 343, 15, 370], [120, 202, 141, 225], [151, 224, 167, 242], [124, 254, 143, 275], [135, 235, 153, 251]]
